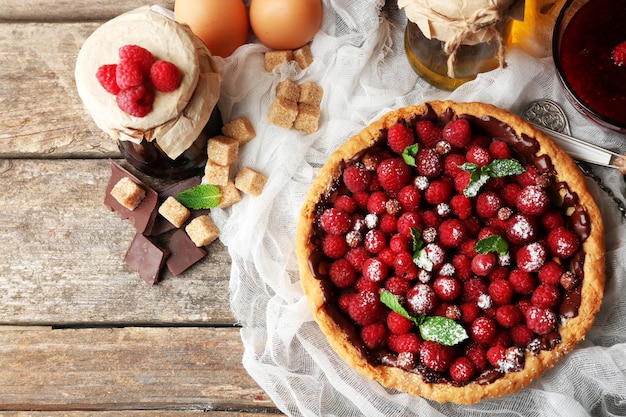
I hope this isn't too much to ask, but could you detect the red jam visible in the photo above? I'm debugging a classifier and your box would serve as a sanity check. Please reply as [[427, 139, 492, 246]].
[[558, 0, 626, 127]]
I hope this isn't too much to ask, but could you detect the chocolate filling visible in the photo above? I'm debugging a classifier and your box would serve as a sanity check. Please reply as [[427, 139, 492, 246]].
[[307, 106, 590, 385]]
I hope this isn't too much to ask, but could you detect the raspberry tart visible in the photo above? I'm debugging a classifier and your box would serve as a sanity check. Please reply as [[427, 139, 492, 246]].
[[296, 101, 605, 404]]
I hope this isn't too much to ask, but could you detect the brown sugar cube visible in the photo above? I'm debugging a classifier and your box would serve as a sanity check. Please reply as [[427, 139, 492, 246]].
[[276, 79, 300, 102], [158, 196, 190, 228], [218, 180, 242, 209], [294, 103, 321, 133], [268, 97, 298, 129], [185, 215, 220, 247], [110, 176, 146, 211], [235, 167, 268, 197], [207, 135, 239, 166], [221, 117, 256, 144], [294, 44, 314, 69], [265, 50, 294, 71], [298, 81, 323, 107], [204, 161, 230, 187]]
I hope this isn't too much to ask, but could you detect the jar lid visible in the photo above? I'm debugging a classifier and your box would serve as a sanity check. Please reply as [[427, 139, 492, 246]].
[[75, 6, 221, 160]]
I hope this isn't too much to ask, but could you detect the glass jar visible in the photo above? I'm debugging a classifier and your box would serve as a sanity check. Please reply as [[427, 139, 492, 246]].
[[119, 106, 223, 180]]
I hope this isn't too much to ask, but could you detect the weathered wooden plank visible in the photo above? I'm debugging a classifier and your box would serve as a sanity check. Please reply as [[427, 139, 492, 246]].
[[0, 1, 175, 22], [0, 21, 118, 158], [0, 327, 281, 414], [0, 159, 234, 325]]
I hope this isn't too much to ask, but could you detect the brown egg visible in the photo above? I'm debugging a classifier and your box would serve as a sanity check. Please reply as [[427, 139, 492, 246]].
[[250, 0, 323, 50], [174, 0, 249, 57]]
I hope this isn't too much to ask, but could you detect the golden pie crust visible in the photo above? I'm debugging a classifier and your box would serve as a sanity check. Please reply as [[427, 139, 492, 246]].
[[296, 101, 605, 404]]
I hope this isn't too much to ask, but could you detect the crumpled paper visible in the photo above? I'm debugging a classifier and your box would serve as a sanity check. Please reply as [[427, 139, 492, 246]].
[[210, 1, 626, 415]]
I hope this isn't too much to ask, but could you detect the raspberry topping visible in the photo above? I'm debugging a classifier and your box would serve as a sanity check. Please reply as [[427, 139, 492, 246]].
[[377, 158, 411, 191], [611, 41, 626, 67], [119, 44, 155, 75], [387, 123, 415, 154], [150, 60, 182, 92], [416, 120, 443, 148], [96, 64, 121, 95], [116, 84, 153, 118], [442, 119, 472, 148]]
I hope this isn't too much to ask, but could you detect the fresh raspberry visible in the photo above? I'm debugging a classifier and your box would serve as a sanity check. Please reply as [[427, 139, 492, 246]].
[[348, 290, 385, 326], [116, 84, 153, 117], [444, 153, 467, 177], [506, 213, 537, 245], [420, 340, 455, 372], [466, 145, 492, 166], [460, 239, 479, 258], [377, 158, 412, 192], [465, 343, 488, 371], [387, 123, 415, 154], [454, 170, 472, 194], [540, 209, 565, 231], [449, 356, 475, 382], [471, 252, 496, 276], [362, 257, 389, 283], [150, 60, 182, 92], [396, 211, 422, 238], [501, 182, 521, 207], [510, 324, 534, 346], [438, 219, 467, 248], [343, 164, 372, 193], [364, 229, 387, 254], [96, 64, 121, 95], [452, 254, 473, 280], [366, 191, 388, 214], [517, 298, 533, 315], [489, 265, 509, 281], [495, 304, 523, 328], [531, 284, 561, 309], [524, 306, 557, 335], [486, 345, 507, 368], [385, 275, 411, 295], [379, 213, 398, 234], [508, 269, 536, 295], [416, 148, 443, 179], [119, 44, 155, 76], [388, 332, 421, 355], [322, 234, 349, 259], [416, 120, 443, 148], [397, 185, 421, 211], [516, 185, 549, 216], [471, 316, 497, 344], [611, 41, 626, 66], [547, 226, 580, 258], [387, 311, 415, 334], [356, 276, 380, 293], [463, 276, 488, 302], [389, 234, 410, 253], [116, 59, 144, 90], [516, 242, 547, 272], [360, 322, 388, 350], [406, 283, 437, 316], [394, 251, 418, 280], [515, 165, 540, 187], [449, 195, 472, 220], [346, 246, 370, 269], [476, 191, 502, 218], [377, 247, 397, 266], [460, 302, 480, 324], [538, 261, 564, 286], [433, 275, 462, 301], [421, 243, 447, 270], [488, 279, 514, 306], [334, 195, 357, 213], [421, 210, 441, 229], [488, 140, 511, 159], [338, 292, 357, 314], [329, 258, 357, 288], [320, 208, 352, 235], [424, 179, 452, 205], [442, 118, 472, 148]]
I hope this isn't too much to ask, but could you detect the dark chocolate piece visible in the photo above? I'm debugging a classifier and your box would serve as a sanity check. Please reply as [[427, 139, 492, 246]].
[[124, 233, 170, 286], [150, 176, 202, 236], [166, 228, 207, 276], [104, 160, 159, 235]]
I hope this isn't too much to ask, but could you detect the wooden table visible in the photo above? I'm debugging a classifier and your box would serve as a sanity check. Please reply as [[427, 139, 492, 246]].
[[0, 1, 282, 415]]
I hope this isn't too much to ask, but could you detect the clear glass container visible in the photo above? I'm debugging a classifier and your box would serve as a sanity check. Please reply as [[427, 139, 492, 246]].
[[404, 19, 513, 91]]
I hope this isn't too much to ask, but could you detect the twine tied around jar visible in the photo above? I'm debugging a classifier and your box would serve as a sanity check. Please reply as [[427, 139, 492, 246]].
[[399, 0, 519, 78]]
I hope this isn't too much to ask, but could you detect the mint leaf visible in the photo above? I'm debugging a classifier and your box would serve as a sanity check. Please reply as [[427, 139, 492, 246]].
[[410, 228, 424, 253], [176, 184, 222, 209], [484, 159, 524, 178], [413, 248, 433, 271], [458, 162, 479, 173], [475, 235, 509, 255], [419, 316, 469, 346], [380, 290, 423, 327], [402, 143, 419, 167], [464, 171, 490, 198]]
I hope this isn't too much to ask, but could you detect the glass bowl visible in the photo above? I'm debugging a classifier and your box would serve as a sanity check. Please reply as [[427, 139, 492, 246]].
[[552, 0, 626, 133]]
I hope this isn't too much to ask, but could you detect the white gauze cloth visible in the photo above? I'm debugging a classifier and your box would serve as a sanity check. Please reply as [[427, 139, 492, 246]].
[[209, 1, 626, 415]]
